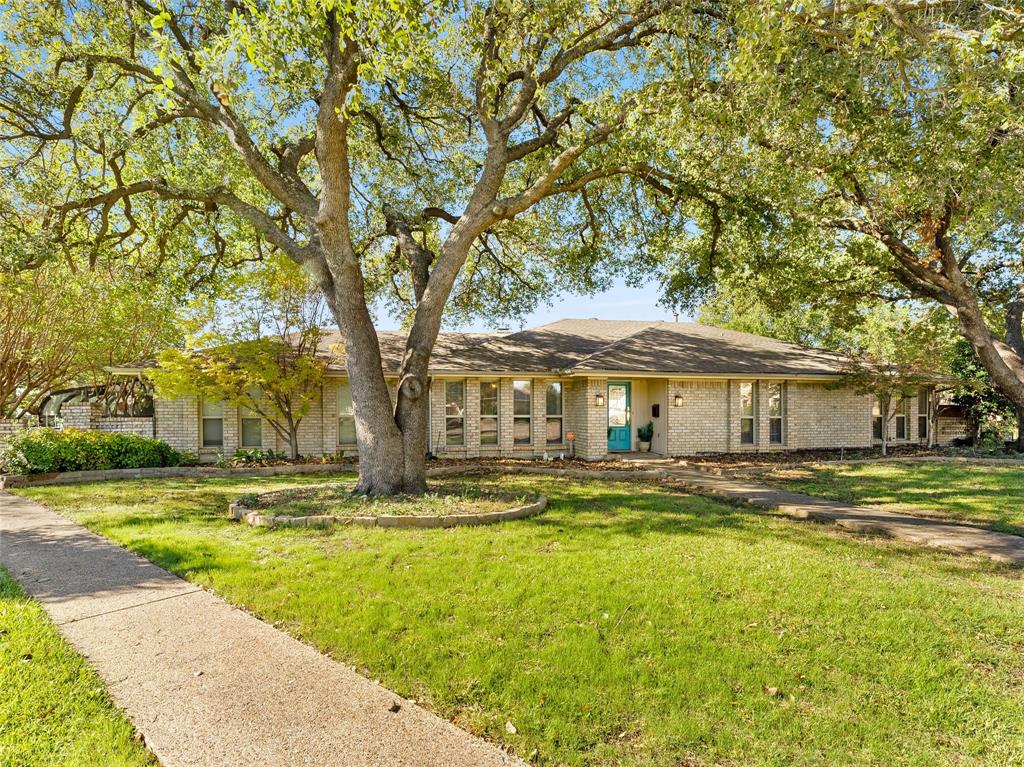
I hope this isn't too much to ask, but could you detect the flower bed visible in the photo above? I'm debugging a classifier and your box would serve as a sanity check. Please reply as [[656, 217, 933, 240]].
[[230, 479, 547, 529]]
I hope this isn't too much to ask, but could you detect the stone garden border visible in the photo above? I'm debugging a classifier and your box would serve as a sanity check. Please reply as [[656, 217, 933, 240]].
[[230, 477, 547, 530], [6, 453, 1016, 490], [226, 463, 669, 530]]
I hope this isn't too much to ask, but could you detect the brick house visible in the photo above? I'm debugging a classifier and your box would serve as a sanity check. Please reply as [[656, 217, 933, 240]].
[[106, 319, 941, 461]]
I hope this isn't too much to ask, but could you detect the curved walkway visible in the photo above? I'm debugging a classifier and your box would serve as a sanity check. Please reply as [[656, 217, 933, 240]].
[[0, 490, 525, 767], [660, 468, 1024, 566]]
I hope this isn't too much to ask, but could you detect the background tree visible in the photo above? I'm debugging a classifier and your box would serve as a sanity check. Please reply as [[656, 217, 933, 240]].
[[949, 339, 1021, 450], [659, 2, 1024, 421], [0, 262, 185, 418]]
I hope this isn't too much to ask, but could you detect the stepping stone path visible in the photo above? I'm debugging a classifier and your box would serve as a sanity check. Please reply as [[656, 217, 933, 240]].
[[658, 468, 1024, 566], [0, 490, 526, 767]]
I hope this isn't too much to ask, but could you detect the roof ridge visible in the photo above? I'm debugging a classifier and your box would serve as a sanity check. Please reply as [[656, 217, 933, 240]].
[[688, 323, 850, 358], [566, 321, 661, 371]]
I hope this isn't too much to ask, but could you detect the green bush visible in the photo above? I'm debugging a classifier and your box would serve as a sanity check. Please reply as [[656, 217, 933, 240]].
[[0, 428, 182, 475]]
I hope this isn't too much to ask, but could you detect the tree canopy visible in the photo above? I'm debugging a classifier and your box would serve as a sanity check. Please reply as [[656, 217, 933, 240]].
[[660, 1, 1024, 415], [0, 262, 187, 417]]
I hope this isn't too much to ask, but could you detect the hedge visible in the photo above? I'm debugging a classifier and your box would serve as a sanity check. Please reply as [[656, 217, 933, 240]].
[[0, 428, 182, 475]]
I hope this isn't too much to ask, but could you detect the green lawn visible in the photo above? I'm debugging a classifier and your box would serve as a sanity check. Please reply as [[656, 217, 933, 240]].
[[13, 473, 1024, 767], [764, 461, 1024, 536], [0, 566, 156, 767]]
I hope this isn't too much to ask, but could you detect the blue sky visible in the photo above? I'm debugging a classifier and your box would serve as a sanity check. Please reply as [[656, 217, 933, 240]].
[[376, 275, 694, 332]]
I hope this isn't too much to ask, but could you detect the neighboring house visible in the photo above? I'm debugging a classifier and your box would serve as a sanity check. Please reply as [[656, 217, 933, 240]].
[[97, 318, 953, 461]]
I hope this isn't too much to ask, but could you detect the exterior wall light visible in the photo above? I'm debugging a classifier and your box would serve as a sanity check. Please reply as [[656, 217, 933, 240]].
[[595, 392, 605, 407], [673, 393, 684, 407]]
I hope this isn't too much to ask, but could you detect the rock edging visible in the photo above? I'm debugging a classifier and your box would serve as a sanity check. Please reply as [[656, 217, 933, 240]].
[[226, 462, 665, 530], [229, 482, 548, 530]]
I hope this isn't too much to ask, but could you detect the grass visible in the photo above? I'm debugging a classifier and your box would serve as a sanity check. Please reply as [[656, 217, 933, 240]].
[[764, 461, 1024, 536], [13, 472, 1024, 767], [0, 566, 156, 767], [248, 477, 532, 517]]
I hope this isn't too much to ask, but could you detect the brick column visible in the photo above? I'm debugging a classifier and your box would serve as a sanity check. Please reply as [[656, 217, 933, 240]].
[[429, 379, 446, 454], [575, 377, 608, 460], [222, 404, 239, 457], [532, 378, 548, 455], [465, 377, 481, 458], [499, 378, 515, 456], [757, 380, 770, 452]]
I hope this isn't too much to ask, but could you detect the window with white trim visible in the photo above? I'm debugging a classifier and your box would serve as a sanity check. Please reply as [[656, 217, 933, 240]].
[[767, 382, 784, 445], [480, 381, 498, 445], [445, 380, 465, 446], [739, 382, 756, 445], [917, 388, 929, 443], [872, 398, 884, 440], [545, 382, 563, 444], [894, 396, 908, 440], [337, 381, 356, 446], [513, 380, 531, 445], [239, 403, 262, 448], [201, 400, 224, 448]]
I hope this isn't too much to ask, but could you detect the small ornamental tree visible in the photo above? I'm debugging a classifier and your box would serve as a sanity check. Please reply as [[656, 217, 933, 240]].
[[151, 333, 325, 459], [838, 356, 937, 457], [829, 309, 950, 455]]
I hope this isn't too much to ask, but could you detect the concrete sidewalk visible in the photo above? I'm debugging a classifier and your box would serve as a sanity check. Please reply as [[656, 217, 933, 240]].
[[0, 490, 525, 767], [661, 469, 1024, 566]]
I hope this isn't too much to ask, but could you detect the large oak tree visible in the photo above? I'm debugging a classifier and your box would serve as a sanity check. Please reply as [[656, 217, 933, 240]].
[[2, 0, 728, 493]]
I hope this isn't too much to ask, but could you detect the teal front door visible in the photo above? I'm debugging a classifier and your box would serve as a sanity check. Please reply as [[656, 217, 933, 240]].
[[607, 382, 631, 451]]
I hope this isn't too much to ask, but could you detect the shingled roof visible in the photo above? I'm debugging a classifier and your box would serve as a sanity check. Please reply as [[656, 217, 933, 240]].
[[315, 319, 849, 378]]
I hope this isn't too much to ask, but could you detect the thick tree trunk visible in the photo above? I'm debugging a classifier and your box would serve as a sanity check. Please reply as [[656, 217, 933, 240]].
[[1015, 406, 1024, 453], [316, 255, 438, 495], [944, 279, 1024, 414], [289, 430, 300, 460], [308, 35, 504, 495], [396, 379, 429, 494]]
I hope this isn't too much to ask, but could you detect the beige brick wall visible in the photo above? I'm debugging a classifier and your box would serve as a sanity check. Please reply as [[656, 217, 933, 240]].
[[0, 418, 25, 446], [786, 382, 873, 450], [62, 402, 97, 430], [61, 402, 155, 439], [573, 377, 609, 460], [662, 379, 876, 456], [937, 414, 969, 444], [96, 417, 155, 438], [666, 379, 730, 455], [150, 375, 897, 462], [155, 396, 199, 453]]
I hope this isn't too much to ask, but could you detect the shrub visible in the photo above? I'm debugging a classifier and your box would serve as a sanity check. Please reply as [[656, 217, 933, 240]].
[[0, 428, 182, 475], [232, 448, 286, 466]]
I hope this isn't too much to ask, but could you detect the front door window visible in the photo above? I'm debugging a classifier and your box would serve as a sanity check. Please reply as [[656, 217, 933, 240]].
[[607, 382, 631, 451]]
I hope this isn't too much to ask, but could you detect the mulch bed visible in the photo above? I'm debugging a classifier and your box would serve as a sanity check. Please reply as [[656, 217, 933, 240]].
[[679, 446, 1004, 468], [427, 456, 643, 471]]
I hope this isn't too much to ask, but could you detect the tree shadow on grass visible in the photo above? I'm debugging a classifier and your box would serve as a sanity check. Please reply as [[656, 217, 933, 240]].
[[520, 480, 1022, 582]]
